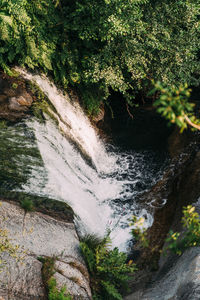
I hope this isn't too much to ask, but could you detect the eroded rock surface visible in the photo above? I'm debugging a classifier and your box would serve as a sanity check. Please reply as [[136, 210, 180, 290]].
[[125, 247, 200, 300], [0, 74, 33, 121], [0, 201, 91, 299], [0, 254, 45, 300]]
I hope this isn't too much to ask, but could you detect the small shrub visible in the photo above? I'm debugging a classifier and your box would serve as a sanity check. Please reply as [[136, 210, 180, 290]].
[[20, 198, 34, 212], [166, 205, 200, 255], [80, 234, 136, 300], [48, 277, 72, 300], [130, 206, 200, 257], [39, 256, 72, 300], [151, 82, 200, 132], [80, 86, 103, 116], [0, 121, 8, 129], [12, 83, 18, 89], [130, 216, 149, 248], [39, 256, 56, 284]]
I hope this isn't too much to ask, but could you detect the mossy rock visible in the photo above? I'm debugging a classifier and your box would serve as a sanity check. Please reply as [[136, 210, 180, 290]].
[[0, 189, 74, 222]]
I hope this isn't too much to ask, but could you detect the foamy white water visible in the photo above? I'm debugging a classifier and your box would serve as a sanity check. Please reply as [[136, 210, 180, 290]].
[[23, 117, 150, 251], [17, 68, 116, 173], [15, 69, 158, 251]]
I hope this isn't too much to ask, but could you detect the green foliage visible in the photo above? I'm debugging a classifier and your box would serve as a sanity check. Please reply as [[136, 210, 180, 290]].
[[130, 205, 200, 257], [0, 0, 63, 79], [64, 0, 200, 100], [80, 86, 103, 116], [80, 234, 136, 300], [39, 256, 56, 284], [39, 256, 72, 300], [0, 0, 199, 113], [0, 120, 8, 129], [48, 278, 72, 300], [151, 82, 200, 132], [166, 205, 200, 255], [20, 198, 34, 212], [130, 216, 149, 248], [11, 82, 18, 89]]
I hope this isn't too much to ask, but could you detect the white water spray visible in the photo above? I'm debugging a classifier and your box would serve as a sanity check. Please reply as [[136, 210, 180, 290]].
[[17, 68, 116, 173]]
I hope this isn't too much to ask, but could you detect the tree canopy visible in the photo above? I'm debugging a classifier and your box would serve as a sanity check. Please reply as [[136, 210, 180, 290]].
[[0, 0, 199, 115]]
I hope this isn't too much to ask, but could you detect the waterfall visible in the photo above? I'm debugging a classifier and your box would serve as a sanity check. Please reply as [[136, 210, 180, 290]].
[[13, 69, 165, 251], [16, 68, 116, 173]]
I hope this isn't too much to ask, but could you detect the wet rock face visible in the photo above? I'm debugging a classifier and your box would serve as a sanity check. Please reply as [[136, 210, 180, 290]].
[[126, 131, 200, 299], [132, 129, 200, 266], [125, 247, 200, 300], [9, 92, 32, 112], [0, 201, 91, 300], [0, 74, 33, 121], [167, 127, 197, 159]]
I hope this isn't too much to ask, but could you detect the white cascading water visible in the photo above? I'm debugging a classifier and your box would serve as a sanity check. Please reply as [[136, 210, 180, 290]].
[[17, 68, 116, 174], [16, 68, 156, 251]]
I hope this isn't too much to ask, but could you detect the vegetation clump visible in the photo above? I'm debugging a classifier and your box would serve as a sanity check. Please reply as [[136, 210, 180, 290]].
[[39, 256, 72, 300], [130, 215, 149, 248], [20, 198, 35, 212], [130, 205, 200, 258], [48, 277, 72, 300], [0, 0, 199, 114], [80, 234, 136, 300], [166, 205, 200, 255], [151, 82, 200, 132]]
